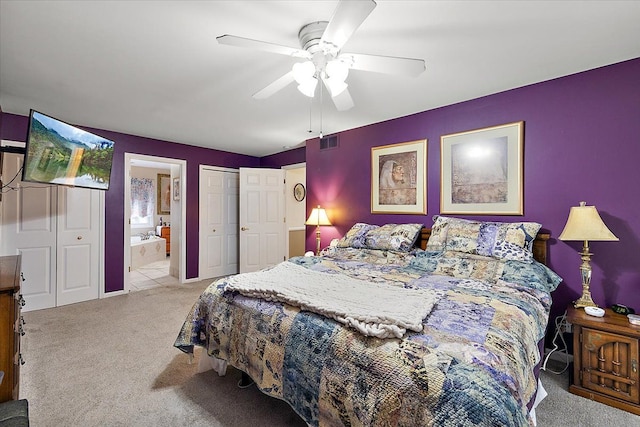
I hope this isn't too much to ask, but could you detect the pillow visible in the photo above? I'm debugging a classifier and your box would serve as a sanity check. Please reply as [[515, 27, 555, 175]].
[[364, 223, 423, 252], [428, 216, 541, 261], [425, 215, 451, 252], [501, 260, 563, 293], [336, 223, 379, 248]]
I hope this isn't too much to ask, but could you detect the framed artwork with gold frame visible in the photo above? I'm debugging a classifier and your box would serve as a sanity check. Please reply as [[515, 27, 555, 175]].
[[371, 139, 427, 214], [157, 173, 171, 215], [440, 121, 524, 215]]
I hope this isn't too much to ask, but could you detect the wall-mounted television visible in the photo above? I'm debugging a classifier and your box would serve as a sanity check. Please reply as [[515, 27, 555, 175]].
[[22, 110, 115, 190]]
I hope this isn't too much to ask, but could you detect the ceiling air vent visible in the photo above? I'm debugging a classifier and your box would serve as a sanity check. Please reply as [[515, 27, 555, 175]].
[[320, 135, 339, 150]]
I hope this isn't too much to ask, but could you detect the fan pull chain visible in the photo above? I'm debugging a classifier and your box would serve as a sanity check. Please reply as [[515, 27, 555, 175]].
[[319, 81, 323, 139], [308, 96, 313, 134]]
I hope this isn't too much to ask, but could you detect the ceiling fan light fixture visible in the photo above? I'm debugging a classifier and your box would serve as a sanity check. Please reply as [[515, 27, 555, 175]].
[[326, 59, 349, 82], [297, 78, 318, 97], [292, 61, 316, 84]]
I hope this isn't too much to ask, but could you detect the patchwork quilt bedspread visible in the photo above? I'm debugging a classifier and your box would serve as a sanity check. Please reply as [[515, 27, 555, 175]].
[[174, 248, 561, 426]]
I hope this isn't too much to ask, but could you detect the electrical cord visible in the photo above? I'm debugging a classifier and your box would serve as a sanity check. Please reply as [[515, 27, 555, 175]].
[[541, 310, 571, 374], [0, 164, 23, 192], [1, 164, 57, 192]]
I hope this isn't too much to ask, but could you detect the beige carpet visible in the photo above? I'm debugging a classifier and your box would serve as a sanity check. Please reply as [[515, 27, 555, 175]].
[[18, 280, 639, 426]]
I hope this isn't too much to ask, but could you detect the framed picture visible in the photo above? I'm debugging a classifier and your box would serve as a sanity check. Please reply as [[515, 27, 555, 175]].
[[440, 121, 524, 215], [371, 139, 427, 214], [157, 173, 171, 215], [173, 177, 180, 201]]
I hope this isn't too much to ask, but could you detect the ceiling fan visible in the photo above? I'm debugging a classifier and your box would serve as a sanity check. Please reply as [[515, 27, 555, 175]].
[[216, 0, 426, 111]]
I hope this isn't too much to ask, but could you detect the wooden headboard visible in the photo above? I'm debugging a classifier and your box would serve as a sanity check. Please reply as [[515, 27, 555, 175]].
[[417, 228, 550, 265]]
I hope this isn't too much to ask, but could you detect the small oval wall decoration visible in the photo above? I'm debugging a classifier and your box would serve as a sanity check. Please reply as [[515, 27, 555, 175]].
[[293, 183, 306, 202]]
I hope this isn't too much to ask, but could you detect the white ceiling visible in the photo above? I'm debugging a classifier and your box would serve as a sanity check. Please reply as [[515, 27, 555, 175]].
[[1, 1, 639, 157]]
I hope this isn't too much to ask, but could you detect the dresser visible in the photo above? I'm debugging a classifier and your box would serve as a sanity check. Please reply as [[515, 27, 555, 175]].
[[567, 305, 640, 415], [0, 255, 24, 402]]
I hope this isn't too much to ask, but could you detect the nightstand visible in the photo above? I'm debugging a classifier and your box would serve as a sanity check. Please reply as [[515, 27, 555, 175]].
[[567, 305, 640, 415]]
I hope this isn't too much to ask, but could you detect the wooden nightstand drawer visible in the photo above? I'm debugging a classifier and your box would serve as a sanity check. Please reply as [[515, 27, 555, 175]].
[[579, 327, 639, 403], [568, 305, 640, 415]]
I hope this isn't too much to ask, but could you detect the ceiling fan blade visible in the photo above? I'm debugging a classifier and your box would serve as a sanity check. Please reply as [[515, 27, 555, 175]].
[[217, 35, 310, 58], [332, 89, 354, 111], [322, 79, 354, 111], [253, 71, 296, 99], [342, 53, 426, 77], [321, 0, 376, 53]]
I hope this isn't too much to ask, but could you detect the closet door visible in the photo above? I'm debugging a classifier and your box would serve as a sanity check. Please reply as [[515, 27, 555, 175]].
[[239, 168, 285, 273], [0, 153, 57, 311], [199, 167, 239, 280], [1, 152, 103, 310], [56, 186, 102, 306]]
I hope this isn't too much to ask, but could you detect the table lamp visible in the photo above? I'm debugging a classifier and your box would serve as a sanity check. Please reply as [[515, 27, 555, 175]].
[[305, 205, 331, 255], [558, 201, 618, 308]]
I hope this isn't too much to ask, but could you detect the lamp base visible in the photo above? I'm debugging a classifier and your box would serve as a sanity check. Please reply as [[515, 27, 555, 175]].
[[573, 291, 598, 309], [315, 227, 321, 256]]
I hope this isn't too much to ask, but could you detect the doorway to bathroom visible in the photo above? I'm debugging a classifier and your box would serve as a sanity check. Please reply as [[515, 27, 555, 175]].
[[123, 153, 186, 292]]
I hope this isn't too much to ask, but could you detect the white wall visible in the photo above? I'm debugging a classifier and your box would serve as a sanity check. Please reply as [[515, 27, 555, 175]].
[[285, 167, 306, 229], [285, 166, 306, 257]]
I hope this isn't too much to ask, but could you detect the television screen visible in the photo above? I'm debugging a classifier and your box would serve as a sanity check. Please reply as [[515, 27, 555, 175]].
[[22, 110, 115, 190]]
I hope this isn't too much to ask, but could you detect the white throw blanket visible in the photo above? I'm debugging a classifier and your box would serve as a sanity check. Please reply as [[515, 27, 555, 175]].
[[224, 262, 440, 339]]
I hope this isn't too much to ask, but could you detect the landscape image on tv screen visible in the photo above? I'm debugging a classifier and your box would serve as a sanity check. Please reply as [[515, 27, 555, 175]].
[[23, 110, 115, 190]]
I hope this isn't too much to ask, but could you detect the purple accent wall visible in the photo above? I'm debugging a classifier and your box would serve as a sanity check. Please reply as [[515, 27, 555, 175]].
[[2, 58, 638, 320], [260, 146, 305, 168], [305, 58, 640, 321], [0, 113, 260, 292]]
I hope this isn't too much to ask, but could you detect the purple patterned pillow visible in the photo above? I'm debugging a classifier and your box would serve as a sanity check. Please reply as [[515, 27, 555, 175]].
[[336, 223, 379, 248], [430, 216, 541, 261], [364, 223, 423, 252]]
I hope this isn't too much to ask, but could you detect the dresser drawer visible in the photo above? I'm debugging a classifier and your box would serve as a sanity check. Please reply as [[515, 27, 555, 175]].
[[0, 255, 22, 402]]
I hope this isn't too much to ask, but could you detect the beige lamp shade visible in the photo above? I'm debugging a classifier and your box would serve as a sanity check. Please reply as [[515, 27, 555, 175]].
[[305, 206, 331, 227], [558, 201, 618, 241]]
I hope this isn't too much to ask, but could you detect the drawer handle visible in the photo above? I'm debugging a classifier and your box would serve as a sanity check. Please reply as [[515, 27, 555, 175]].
[[21, 272, 25, 282], [15, 353, 25, 366], [633, 359, 637, 373], [18, 294, 26, 307]]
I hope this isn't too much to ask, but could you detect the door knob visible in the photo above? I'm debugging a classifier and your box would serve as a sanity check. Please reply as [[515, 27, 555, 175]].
[[241, 227, 249, 231], [77, 236, 83, 240]]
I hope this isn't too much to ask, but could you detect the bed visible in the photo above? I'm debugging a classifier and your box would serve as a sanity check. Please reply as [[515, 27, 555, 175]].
[[174, 217, 561, 426]]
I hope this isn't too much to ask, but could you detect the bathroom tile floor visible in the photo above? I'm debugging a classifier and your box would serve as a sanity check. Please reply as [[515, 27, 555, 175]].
[[129, 257, 179, 291]]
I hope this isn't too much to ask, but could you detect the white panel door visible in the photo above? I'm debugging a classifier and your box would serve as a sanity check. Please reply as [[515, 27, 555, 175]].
[[0, 153, 57, 311], [199, 167, 239, 280], [239, 168, 285, 273], [56, 186, 102, 306], [225, 173, 239, 274]]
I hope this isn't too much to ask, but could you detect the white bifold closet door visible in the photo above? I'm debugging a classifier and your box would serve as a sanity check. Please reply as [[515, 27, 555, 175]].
[[0, 152, 103, 311]]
